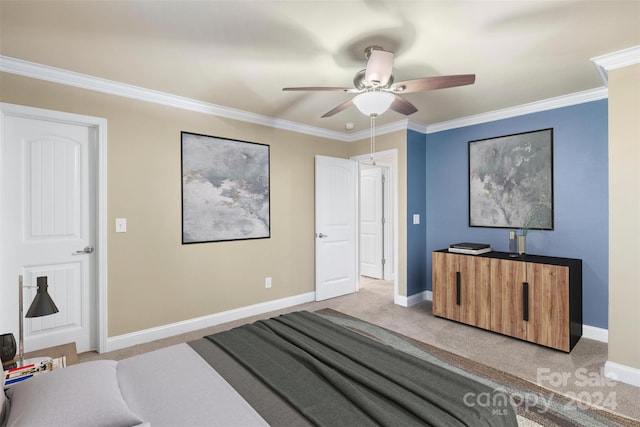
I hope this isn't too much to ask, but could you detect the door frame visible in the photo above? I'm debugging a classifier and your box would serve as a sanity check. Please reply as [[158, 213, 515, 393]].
[[351, 149, 399, 303], [0, 103, 108, 353]]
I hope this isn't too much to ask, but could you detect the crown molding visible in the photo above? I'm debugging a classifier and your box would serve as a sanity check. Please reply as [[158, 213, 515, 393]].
[[426, 87, 608, 134], [1, 55, 611, 141], [407, 120, 428, 134], [591, 45, 640, 85], [0, 55, 350, 142]]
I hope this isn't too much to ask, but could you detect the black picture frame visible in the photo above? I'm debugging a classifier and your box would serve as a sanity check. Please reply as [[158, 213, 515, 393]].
[[468, 128, 554, 231], [181, 131, 270, 243]]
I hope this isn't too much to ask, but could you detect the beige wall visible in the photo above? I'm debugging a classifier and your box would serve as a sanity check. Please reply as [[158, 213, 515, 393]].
[[608, 63, 640, 371], [0, 73, 352, 336]]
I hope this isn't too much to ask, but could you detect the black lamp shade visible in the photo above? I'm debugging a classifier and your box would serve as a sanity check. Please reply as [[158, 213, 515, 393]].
[[25, 276, 59, 318]]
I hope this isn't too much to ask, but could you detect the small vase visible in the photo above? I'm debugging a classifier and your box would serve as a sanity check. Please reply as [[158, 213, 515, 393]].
[[508, 230, 518, 256], [517, 235, 526, 255]]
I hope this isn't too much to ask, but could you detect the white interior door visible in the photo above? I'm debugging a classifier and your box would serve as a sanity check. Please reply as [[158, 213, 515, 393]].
[[1, 110, 97, 353], [315, 155, 357, 301], [360, 166, 383, 279]]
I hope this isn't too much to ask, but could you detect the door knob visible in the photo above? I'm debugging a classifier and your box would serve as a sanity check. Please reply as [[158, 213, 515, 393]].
[[73, 246, 95, 255], [317, 233, 328, 238]]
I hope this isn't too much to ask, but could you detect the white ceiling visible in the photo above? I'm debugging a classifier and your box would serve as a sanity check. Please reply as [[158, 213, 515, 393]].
[[1, 1, 639, 135]]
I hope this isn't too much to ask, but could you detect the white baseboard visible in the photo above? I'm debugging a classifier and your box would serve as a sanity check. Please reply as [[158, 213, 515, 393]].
[[106, 292, 316, 352], [605, 361, 640, 388], [582, 324, 609, 343], [396, 290, 431, 307], [106, 288, 610, 355]]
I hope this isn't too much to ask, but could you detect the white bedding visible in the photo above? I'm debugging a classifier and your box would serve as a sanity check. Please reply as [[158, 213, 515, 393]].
[[117, 343, 268, 427], [2, 344, 268, 427]]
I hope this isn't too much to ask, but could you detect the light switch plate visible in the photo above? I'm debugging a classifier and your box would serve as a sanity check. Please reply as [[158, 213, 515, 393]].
[[413, 214, 420, 225], [115, 218, 127, 233]]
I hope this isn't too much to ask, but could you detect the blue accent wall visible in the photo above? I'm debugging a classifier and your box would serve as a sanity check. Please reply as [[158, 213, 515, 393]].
[[407, 129, 427, 296], [418, 100, 608, 328]]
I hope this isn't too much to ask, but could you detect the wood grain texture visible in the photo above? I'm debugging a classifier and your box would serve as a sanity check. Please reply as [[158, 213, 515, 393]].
[[527, 264, 570, 351], [432, 252, 490, 328], [431, 252, 460, 321], [490, 258, 527, 339], [459, 255, 491, 329]]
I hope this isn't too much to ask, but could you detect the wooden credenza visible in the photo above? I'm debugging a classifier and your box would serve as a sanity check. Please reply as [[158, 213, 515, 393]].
[[432, 250, 582, 352]]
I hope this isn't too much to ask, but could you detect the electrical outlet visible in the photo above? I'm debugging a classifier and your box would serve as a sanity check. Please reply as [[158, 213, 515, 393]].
[[265, 277, 272, 289]]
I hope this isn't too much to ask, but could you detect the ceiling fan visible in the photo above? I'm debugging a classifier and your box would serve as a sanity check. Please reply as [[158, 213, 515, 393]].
[[283, 46, 476, 118]]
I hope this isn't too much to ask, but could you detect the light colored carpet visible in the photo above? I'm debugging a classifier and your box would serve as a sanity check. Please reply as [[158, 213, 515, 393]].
[[79, 277, 640, 423]]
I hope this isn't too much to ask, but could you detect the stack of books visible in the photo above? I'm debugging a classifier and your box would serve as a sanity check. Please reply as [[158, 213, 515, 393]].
[[448, 242, 491, 255], [2, 356, 66, 388]]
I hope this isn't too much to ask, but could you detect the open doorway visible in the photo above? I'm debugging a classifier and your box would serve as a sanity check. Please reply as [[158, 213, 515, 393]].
[[352, 150, 398, 301]]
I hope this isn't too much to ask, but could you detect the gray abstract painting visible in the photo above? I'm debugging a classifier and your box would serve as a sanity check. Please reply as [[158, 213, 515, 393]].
[[469, 128, 553, 230], [181, 132, 270, 243]]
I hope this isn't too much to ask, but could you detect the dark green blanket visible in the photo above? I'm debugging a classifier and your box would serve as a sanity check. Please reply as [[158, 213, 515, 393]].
[[205, 311, 517, 427]]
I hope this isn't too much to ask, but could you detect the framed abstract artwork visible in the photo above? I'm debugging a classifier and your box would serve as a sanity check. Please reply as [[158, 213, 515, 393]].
[[181, 132, 270, 243], [468, 128, 554, 231]]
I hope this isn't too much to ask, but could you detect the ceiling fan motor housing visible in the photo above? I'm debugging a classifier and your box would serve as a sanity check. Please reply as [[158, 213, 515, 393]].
[[354, 69, 394, 90]]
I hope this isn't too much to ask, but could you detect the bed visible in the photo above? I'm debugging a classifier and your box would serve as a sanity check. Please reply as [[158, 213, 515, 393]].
[[1, 311, 518, 427]]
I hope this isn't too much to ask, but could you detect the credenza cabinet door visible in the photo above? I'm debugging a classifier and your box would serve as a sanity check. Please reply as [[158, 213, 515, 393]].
[[432, 251, 460, 321], [527, 263, 571, 351], [490, 259, 527, 340], [432, 252, 490, 329], [459, 255, 491, 329]]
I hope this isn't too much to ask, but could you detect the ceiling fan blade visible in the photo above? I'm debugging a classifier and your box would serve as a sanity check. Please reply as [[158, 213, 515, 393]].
[[365, 49, 394, 87], [321, 99, 354, 118], [392, 74, 476, 93], [282, 86, 351, 92], [389, 95, 418, 115]]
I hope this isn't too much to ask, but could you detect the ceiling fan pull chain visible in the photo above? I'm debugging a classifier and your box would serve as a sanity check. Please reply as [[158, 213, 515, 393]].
[[370, 114, 377, 166]]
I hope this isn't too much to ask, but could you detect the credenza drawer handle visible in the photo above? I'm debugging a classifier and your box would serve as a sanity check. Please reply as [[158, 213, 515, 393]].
[[523, 282, 529, 322]]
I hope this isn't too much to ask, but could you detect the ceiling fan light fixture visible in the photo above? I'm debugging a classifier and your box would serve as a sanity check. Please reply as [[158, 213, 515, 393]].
[[352, 91, 395, 116]]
